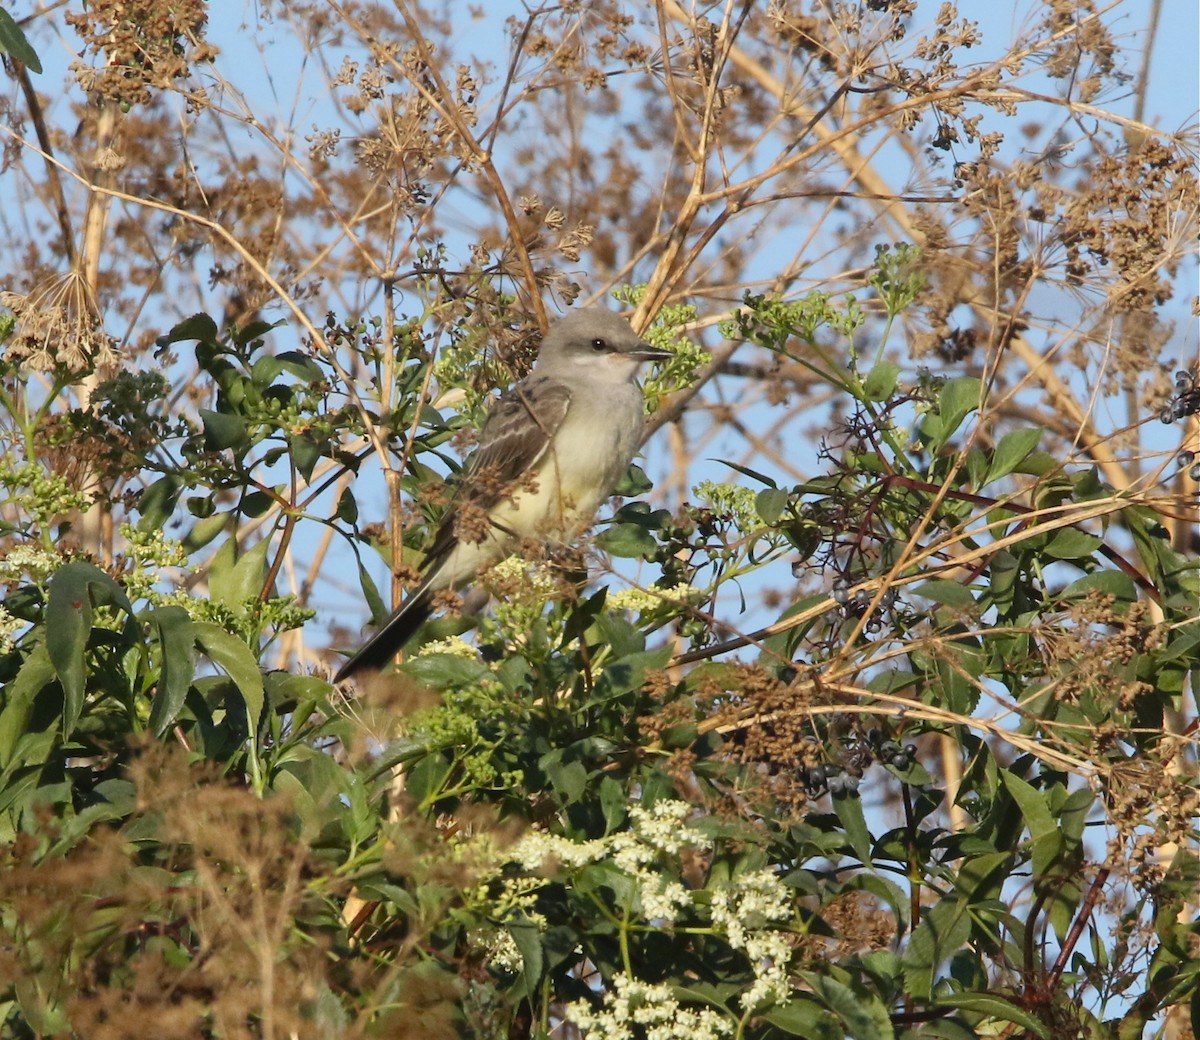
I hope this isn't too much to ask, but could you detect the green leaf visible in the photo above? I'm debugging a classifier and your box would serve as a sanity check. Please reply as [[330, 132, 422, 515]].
[[234, 319, 284, 346], [756, 487, 790, 525], [953, 851, 1012, 902], [542, 756, 588, 802], [613, 462, 653, 497], [592, 647, 671, 701], [933, 994, 1050, 1039], [596, 522, 658, 559], [903, 897, 972, 999], [940, 377, 981, 431], [912, 580, 977, 609], [862, 360, 900, 401], [0, 10, 43, 73], [182, 512, 227, 552], [1042, 528, 1103, 561], [334, 487, 359, 525], [0, 647, 58, 767], [1014, 450, 1057, 476], [714, 458, 778, 488], [597, 503, 669, 559], [797, 972, 895, 1040], [401, 654, 489, 687], [209, 536, 272, 606], [1061, 570, 1136, 603], [45, 589, 88, 733], [599, 776, 626, 833], [999, 771, 1057, 844], [833, 787, 873, 863], [192, 622, 265, 736], [590, 611, 646, 658], [164, 312, 220, 346], [934, 637, 985, 715], [45, 562, 136, 734], [187, 494, 216, 518], [987, 427, 1042, 485], [199, 408, 249, 451], [761, 996, 844, 1038], [291, 433, 324, 482], [137, 474, 184, 532], [241, 490, 275, 519], [507, 917, 545, 1000], [273, 349, 325, 381], [148, 606, 196, 735]]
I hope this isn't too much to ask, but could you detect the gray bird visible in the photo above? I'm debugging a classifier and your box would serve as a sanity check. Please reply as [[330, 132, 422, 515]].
[[334, 308, 672, 681]]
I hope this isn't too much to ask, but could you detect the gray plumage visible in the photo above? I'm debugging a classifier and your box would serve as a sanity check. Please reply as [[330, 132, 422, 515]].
[[334, 308, 671, 681]]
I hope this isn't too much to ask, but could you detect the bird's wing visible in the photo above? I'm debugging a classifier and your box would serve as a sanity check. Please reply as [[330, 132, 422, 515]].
[[422, 374, 573, 565], [336, 376, 572, 681]]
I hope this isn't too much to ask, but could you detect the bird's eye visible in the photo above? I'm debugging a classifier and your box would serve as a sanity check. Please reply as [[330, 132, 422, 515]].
[[590, 337, 608, 352]]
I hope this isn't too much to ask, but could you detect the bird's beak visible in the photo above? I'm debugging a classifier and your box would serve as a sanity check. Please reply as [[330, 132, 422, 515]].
[[629, 343, 674, 363]]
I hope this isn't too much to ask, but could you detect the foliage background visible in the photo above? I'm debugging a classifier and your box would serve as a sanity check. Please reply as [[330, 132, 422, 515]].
[[0, 1, 1196, 1038]]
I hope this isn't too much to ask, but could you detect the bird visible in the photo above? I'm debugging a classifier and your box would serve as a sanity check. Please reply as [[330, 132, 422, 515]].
[[334, 307, 673, 681]]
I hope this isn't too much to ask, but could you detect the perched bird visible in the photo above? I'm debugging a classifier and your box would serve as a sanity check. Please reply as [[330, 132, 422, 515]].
[[334, 308, 672, 681]]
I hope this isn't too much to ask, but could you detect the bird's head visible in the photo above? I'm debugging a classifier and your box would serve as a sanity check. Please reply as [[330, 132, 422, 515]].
[[535, 308, 673, 383]]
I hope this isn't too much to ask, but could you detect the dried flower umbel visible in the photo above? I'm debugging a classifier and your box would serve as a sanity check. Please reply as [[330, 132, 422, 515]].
[[1, 271, 117, 375]]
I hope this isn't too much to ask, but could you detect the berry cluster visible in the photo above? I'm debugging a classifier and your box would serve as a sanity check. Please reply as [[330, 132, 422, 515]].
[[1178, 450, 1200, 483], [798, 761, 861, 797], [830, 579, 900, 634], [1160, 369, 1199, 425], [1162, 370, 1200, 482], [798, 727, 918, 798]]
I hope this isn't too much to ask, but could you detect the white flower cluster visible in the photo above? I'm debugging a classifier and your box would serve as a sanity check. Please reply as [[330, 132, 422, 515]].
[[416, 635, 479, 659], [0, 544, 61, 583], [509, 829, 607, 871], [496, 803, 794, 1028], [117, 524, 191, 600], [615, 802, 707, 921], [0, 546, 63, 652], [487, 555, 559, 603], [472, 925, 524, 975], [607, 583, 702, 616], [509, 800, 709, 925], [693, 480, 761, 533], [0, 605, 24, 655], [568, 973, 732, 1040], [710, 869, 793, 1009], [119, 523, 190, 570]]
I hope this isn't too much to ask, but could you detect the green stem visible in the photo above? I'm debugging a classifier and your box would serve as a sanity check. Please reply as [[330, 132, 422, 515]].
[[618, 912, 634, 978]]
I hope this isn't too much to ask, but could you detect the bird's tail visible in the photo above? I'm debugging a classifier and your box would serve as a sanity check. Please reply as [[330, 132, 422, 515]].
[[333, 585, 435, 682]]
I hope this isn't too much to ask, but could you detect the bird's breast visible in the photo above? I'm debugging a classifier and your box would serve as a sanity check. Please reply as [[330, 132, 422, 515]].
[[516, 383, 643, 533]]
